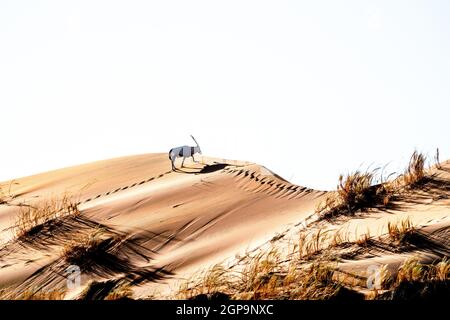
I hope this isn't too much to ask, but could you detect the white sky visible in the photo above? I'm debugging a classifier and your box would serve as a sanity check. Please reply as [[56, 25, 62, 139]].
[[1, 0, 449, 190]]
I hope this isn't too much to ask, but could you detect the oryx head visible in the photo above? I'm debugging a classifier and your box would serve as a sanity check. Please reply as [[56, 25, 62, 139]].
[[190, 135, 202, 154]]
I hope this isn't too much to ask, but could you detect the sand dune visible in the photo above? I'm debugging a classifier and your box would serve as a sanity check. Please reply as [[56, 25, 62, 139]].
[[0, 154, 326, 298], [0, 154, 448, 299]]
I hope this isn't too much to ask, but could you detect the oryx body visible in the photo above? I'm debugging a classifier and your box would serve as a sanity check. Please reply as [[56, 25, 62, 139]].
[[169, 135, 202, 170]]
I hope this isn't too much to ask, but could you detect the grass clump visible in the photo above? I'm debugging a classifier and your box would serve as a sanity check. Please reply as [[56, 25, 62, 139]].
[[396, 257, 449, 283], [355, 230, 371, 247], [298, 229, 330, 259], [387, 218, 415, 243], [177, 264, 233, 299], [402, 151, 426, 187], [329, 229, 350, 247], [239, 248, 281, 297], [104, 284, 133, 300], [316, 150, 431, 220], [0, 288, 66, 300], [78, 280, 133, 300], [0, 181, 18, 205], [14, 195, 80, 239], [316, 170, 388, 219], [62, 229, 107, 268], [367, 258, 450, 300], [396, 258, 426, 283], [369, 258, 450, 300], [337, 172, 375, 211]]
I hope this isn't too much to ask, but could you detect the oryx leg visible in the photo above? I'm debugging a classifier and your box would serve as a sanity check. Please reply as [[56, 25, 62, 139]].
[[171, 156, 177, 170], [181, 156, 186, 168]]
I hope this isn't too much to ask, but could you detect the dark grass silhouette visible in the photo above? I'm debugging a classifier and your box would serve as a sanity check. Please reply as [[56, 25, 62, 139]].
[[78, 279, 135, 300], [7, 231, 174, 299], [79, 279, 122, 300], [388, 280, 450, 300]]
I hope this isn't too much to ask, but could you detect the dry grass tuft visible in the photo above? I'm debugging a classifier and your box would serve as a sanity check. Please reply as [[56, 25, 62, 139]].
[[402, 150, 426, 187], [0, 288, 66, 300], [387, 218, 415, 243], [298, 229, 330, 259], [104, 284, 133, 300], [177, 264, 234, 299], [316, 150, 433, 220], [434, 148, 442, 169], [355, 229, 371, 247], [396, 257, 450, 283], [14, 195, 80, 239], [434, 258, 450, 281], [77, 279, 133, 300], [337, 172, 375, 211], [396, 258, 425, 283], [62, 228, 107, 267], [329, 229, 350, 247], [0, 181, 19, 205], [366, 258, 450, 299], [239, 248, 281, 296], [316, 170, 387, 219]]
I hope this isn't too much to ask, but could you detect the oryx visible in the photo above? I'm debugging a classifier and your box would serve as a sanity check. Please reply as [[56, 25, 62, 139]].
[[169, 135, 202, 170]]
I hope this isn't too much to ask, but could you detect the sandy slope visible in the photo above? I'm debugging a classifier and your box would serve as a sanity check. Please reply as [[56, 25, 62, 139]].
[[0, 154, 327, 298], [240, 160, 450, 294], [0, 155, 448, 299]]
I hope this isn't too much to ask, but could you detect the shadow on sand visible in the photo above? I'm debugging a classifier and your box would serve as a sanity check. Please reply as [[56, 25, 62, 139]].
[[173, 163, 229, 174]]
